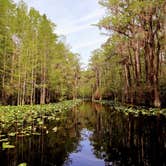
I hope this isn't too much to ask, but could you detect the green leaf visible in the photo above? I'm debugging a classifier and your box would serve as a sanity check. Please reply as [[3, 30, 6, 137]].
[[2, 142, 15, 149], [18, 163, 27, 166]]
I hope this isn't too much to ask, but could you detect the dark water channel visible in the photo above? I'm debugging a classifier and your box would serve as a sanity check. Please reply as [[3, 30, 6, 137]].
[[0, 102, 166, 166]]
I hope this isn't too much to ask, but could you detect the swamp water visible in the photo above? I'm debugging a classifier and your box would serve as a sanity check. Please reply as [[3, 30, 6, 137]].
[[0, 102, 165, 166]]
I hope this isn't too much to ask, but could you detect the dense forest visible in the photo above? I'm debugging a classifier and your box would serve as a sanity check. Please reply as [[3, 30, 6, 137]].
[[79, 0, 166, 108], [0, 0, 80, 105], [0, 1, 165, 165], [0, 0, 166, 108]]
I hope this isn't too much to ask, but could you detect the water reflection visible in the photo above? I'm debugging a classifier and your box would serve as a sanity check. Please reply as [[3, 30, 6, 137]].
[[0, 102, 165, 166], [68, 102, 166, 166], [0, 110, 81, 166], [64, 129, 105, 166]]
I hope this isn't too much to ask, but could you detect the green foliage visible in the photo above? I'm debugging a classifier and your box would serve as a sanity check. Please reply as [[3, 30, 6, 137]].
[[94, 100, 166, 117], [91, 0, 166, 107], [2, 142, 15, 149], [18, 163, 27, 166], [0, 100, 82, 139], [0, 0, 81, 105]]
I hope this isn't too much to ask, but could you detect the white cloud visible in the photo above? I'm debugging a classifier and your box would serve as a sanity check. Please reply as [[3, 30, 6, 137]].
[[56, 8, 104, 35], [74, 39, 105, 50], [75, 9, 105, 24], [56, 24, 90, 35]]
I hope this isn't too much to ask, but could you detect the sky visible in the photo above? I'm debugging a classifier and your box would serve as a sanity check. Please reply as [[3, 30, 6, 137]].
[[13, 0, 107, 67]]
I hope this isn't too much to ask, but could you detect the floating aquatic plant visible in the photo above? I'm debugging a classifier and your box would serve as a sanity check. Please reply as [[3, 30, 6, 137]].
[[93, 100, 166, 117], [2, 142, 15, 149], [18, 163, 27, 166], [0, 100, 82, 141]]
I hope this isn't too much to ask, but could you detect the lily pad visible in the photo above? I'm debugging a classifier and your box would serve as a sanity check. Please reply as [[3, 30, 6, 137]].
[[0, 138, 8, 142], [8, 132, 16, 137], [18, 162, 27, 166], [52, 127, 58, 132], [2, 142, 15, 149]]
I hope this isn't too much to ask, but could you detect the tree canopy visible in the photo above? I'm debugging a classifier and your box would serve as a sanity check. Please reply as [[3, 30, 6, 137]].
[[0, 0, 165, 107], [0, 0, 80, 105], [78, 0, 166, 107]]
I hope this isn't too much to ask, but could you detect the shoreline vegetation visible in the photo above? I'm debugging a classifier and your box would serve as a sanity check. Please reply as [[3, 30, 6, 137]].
[[0, 100, 82, 149], [92, 100, 166, 117], [0, 98, 165, 152], [1, 98, 165, 140]]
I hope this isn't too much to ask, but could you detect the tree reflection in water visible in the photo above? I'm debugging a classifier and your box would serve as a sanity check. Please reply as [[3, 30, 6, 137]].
[[0, 110, 81, 166], [83, 102, 166, 166], [0, 102, 165, 166]]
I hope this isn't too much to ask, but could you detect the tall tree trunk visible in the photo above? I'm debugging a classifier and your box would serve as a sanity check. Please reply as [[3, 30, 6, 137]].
[[10, 45, 16, 84], [2, 37, 7, 104], [146, 15, 161, 107], [153, 74, 160, 107], [73, 72, 78, 100], [153, 34, 161, 107], [124, 63, 131, 103], [94, 67, 101, 100], [17, 52, 21, 105], [144, 42, 149, 83], [30, 69, 34, 105], [40, 60, 46, 104], [134, 41, 141, 85], [22, 75, 26, 105]]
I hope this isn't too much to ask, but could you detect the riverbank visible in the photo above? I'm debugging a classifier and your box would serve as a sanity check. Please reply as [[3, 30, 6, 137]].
[[93, 100, 166, 117]]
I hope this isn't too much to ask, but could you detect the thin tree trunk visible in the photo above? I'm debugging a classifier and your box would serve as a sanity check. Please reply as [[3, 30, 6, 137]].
[[124, 63, 131, 103], [40, 61, 46, 104], [22, 76, 26, 105], [17, 72, 21, 105], [2, 36, 7, 104], [153, 33, 161, 107], [30, 68, 34, 105], [17, 52, 21, 105], [134, 41, 141, 85]]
